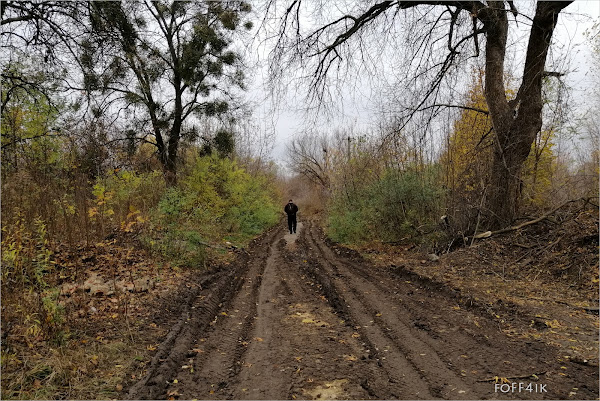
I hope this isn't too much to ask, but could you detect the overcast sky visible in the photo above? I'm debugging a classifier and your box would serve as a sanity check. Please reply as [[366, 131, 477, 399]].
[[245, 0, 600, 167]]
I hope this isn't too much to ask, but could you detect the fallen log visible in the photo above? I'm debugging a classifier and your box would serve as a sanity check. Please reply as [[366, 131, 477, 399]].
[[464, 197, 598, 243]]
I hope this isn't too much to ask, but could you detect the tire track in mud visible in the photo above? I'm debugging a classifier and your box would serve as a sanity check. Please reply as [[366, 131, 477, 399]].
[[300, 221, 465, 399], [127, 225, 282, 400], [300, 220, 597, 400], [316, 235, 517, 375], [129, 219, 598, 400], [305, 222, 485, 397], [275, 235, 384, 400], [231, 224, 381, 400], [232, 237, 293, 400], [166, 227, 285, 400], [164, 221, 386, 400]]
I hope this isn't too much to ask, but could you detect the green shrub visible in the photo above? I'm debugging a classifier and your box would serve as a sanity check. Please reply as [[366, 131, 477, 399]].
[[183, 154, 279, 240], [326, 167, 444, 244], [1, 216, 66, 344], [144, 155, 279, 267], [327, 207, 369, 243]]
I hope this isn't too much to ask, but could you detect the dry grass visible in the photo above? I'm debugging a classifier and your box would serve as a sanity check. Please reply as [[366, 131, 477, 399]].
[[1, 340, 143, 400], [1, 240, 189, 400]]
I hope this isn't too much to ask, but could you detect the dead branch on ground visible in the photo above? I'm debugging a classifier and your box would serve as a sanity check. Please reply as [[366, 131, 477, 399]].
[[465, 197, 598, 244]]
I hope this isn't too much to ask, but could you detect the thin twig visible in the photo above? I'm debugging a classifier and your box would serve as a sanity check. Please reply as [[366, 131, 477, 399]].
[[476, 371, 546, 382]]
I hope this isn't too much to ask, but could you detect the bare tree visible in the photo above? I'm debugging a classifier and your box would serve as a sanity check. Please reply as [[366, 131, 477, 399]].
[[268, 1, 574, 228], [1, 2, 88, 112], [287, 132, 331, 189]]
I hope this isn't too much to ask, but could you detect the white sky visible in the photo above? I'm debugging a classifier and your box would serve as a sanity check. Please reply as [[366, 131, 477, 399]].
[[247, 0, 600, 166]]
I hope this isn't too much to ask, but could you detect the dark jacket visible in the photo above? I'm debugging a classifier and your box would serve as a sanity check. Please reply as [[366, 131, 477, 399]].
[[284, 203, 298, 216]]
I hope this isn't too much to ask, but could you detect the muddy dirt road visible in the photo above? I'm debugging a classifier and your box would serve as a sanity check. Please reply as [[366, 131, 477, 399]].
[[127, 220, 598, 400]]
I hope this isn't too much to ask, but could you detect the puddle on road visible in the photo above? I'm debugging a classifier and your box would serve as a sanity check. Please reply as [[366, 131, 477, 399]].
[[284, 221, 303, 250], [302, 379, 349, 400]]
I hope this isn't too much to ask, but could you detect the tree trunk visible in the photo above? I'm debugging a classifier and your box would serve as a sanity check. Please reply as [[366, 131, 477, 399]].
[[162, 154, 177, 187], [156, 132, 178, 187], [487, 137, 525, 228], [483, 1, 572, 228], [164, 82, 183, 187], [151, 117, 178, 186], [163, 135, 179, 187]]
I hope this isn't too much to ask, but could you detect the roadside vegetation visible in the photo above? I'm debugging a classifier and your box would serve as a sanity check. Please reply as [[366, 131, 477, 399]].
[[288, 70, 598, 249], [1, 2, 281, 398], [1, 1, 598, 399], [0, 97, 281, 399]]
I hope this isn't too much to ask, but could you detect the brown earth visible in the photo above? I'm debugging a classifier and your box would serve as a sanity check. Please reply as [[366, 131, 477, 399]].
[[125, 219, 599, 400]]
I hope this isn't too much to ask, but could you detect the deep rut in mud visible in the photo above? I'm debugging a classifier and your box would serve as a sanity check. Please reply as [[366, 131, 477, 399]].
[[128, 220, 598, 400]]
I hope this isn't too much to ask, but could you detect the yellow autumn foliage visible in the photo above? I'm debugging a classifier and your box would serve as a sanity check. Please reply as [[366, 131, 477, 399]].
[[522, 129, 557, 207], [441, 71, 494, 209], [442, 70, 556, 212]]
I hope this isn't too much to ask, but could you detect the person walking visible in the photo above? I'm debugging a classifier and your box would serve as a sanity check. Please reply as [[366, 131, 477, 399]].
[[284, 199, 298, 234]]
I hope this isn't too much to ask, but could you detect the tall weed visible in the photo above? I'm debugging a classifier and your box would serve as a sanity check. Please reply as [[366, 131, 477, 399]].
[[1, 216, 65, 344]]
